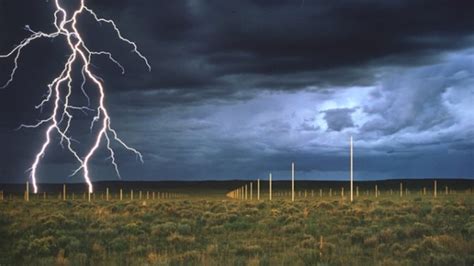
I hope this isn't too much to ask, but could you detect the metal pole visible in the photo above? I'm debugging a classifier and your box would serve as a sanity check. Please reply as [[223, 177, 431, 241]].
[[350, 136, 353, 202], [269, 173, 272, 201], [26, 181, 29, 202], [292, 162, 295, 202]]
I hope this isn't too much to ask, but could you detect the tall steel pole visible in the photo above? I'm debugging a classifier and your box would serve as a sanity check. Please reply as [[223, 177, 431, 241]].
[[350, 136, 354, 202], [269, 173, 272, 201], [291, 162, 295, 202]]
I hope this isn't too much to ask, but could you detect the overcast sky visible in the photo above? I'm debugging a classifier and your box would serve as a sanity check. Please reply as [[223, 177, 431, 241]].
[[0, 0, 473, 183]]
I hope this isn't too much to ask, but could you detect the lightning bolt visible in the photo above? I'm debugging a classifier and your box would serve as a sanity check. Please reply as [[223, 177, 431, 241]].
[[0, 0, 150, 194]]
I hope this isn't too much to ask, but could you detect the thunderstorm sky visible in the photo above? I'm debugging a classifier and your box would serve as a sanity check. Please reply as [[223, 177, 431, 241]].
[[0, 0, 473, 183]]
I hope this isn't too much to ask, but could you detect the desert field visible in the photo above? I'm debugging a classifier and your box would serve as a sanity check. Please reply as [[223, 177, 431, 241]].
[[0, 180, 473, 265]]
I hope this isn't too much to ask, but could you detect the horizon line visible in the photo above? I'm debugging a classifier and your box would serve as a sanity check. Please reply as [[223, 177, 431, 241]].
[[0, 177, 473, 185]]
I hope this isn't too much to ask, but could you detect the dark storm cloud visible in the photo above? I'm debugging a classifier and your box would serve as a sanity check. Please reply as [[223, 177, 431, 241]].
[[0, 0, 473, 183], [1, 0, 474, 100], [321, 108, 355, 132], [110, 0, 474, 94]]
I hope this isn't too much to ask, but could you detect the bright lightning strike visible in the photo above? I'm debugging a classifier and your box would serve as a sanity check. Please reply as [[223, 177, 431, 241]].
[[0, 0, 150, 194]]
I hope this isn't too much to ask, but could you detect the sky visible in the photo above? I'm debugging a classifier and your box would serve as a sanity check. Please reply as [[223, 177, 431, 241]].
[[0, 0, 473, 183]]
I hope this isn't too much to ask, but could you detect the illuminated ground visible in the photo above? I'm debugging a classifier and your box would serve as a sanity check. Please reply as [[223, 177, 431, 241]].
[[0, 181, 473, 265]]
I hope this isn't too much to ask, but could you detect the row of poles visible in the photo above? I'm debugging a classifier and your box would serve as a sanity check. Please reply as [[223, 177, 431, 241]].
[[227, 172, 457, 201], [227, 136, 470, 202], [1, 183, 184, 202], [0, 180, 465, 203]]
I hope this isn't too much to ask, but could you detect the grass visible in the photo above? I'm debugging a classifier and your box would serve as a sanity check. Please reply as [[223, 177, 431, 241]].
[[0, 189, 473, 265]]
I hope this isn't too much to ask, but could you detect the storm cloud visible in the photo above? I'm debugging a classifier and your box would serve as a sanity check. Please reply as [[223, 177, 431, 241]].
[[0, 0, 473, 183], [322, 108, 356, 132]]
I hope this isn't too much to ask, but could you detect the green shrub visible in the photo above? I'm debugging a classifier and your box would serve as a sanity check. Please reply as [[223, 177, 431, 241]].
[[296, 248, 321, 265], [123, 222, 145, 235], [316, 202, 334, 210], [465, 222, 474, 239], [350, 228, 368, 244], [151, 222, 177, 237], [406, 222, 432, 238], [170, 250, 201, 265], [282, 222, 302, 234], [29, 236, 57, 257], [177, 223, 192, 235], [427, 253, 464, 266], [235, 245, 262, 256], [110, 237, 128, 252], [223, 217, 251, 231], [379, 200, 395, 206]]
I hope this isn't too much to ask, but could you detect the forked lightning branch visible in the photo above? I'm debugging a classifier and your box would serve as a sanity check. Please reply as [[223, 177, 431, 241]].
[[0, 0, 150, 194]]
